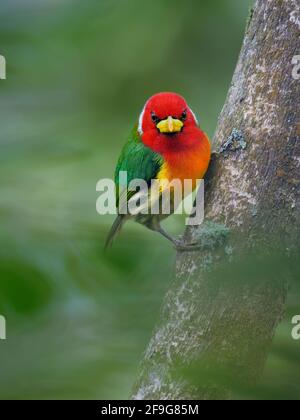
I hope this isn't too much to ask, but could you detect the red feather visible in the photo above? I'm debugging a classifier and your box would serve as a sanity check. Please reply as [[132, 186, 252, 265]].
[[140, 92, 211, 184]]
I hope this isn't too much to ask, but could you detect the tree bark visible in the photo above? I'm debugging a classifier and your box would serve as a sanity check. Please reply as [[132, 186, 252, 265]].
[[132, 0, 300, 400]]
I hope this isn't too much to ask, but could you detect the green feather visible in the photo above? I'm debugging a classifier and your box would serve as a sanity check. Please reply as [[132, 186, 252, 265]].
[[115, 125, 163, 207], [105, 126, 163, 249]]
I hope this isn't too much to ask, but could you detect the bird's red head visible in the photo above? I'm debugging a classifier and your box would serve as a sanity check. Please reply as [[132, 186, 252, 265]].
[[138, 92, 202, 156]]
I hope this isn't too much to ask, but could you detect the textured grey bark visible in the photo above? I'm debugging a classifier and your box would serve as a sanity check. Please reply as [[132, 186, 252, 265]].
[[132, 0, 300, 400]]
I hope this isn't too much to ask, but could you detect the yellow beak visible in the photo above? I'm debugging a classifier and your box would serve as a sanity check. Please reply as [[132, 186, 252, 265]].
[[156, 116, 183, 134]]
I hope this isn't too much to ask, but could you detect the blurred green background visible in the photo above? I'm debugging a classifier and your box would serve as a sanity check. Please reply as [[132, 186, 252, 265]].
[[0, 0, 299, 400]]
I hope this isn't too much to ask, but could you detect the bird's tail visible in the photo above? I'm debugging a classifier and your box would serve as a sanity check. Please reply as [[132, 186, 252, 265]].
[[104, 215, 124, 251]]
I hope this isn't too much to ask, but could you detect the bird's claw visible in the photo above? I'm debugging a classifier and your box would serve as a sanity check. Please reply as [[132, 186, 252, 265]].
[[173, 238, 200, 252]]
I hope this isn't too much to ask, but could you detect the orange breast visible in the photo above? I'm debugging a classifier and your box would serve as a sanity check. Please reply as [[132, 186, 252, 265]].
[[157, 134, 211, 189]]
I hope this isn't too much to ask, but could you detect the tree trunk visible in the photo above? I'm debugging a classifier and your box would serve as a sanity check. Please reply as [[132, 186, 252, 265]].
[[132, 0, 300, 400]]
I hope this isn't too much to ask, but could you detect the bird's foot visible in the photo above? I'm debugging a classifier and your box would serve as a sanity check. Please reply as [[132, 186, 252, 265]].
[[173, 237, 201, 252], [155, 227, 201, 252]]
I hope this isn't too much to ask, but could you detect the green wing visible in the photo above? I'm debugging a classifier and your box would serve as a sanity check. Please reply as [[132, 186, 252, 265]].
[[115, 125, 163, 207]]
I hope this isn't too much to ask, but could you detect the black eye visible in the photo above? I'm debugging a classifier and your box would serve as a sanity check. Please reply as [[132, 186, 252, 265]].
[[151, 112, 159, 123], [181, 110, 187, 121]]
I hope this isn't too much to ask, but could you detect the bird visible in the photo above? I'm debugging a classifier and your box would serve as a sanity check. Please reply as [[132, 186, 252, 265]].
[[105, 92, 211, 250]]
